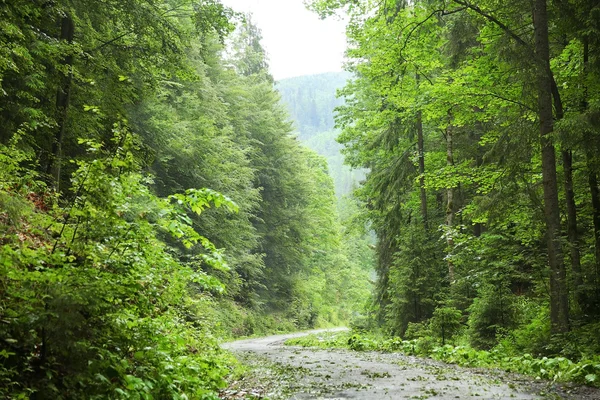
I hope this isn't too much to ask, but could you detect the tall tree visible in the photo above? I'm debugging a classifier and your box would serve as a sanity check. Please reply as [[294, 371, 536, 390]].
[[308, 0, 600, 339], [532, 0, 569, 332]]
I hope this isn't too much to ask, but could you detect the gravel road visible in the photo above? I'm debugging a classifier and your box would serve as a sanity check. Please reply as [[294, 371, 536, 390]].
[[222, 329, 600, 400]]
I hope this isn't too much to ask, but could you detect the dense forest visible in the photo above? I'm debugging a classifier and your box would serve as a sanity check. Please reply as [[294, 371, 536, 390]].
[[0, 1, 371, 397], [309, 0, 600, 367], [277, 72, 348, 140], [4, 0, 600, 397], [277, 72, 366, 198]]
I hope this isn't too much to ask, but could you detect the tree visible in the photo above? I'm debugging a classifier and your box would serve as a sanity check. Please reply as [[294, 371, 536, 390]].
[[1, 1, 371, 395], [308, 0, 600, 343]]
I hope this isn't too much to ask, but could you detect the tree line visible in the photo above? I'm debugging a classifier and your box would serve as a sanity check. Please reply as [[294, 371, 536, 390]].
[[277, 72, 367, 197], [0, 1, 370, 397], [310, 0, 600, 356]]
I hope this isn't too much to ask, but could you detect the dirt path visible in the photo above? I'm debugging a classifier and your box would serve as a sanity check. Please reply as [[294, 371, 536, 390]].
[[223, 329, 600, 400]]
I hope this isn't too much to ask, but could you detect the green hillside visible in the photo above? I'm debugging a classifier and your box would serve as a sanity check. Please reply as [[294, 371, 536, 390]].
[[277, 72, 365, 197]]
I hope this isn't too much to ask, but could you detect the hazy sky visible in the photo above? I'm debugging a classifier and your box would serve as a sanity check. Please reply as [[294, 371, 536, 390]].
[[221, 0, 347, 80]]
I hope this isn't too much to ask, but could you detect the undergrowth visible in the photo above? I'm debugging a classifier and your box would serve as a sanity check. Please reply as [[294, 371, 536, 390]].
[[0, 133, 239, 399]]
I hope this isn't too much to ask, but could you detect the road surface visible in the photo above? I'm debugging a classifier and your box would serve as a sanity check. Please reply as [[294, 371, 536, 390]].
[[222, 329, 600, 399]]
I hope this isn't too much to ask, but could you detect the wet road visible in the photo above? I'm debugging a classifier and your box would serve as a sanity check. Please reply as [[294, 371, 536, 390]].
[[223, 329, 600, 399]]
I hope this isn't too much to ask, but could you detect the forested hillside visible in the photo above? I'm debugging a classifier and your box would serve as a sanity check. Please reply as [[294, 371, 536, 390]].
[[0, 1, 370, 397], [277, 72, 366, 197], [276, 72, 349, 139], [308, 0, 600, 370], [4, 0, 600, 396]]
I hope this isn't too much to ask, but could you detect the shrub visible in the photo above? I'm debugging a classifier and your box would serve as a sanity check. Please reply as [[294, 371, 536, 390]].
[[404, 321, 430, 340], [0, 132, 236, 398], [430, 307, 463, 345], [468, 283, 519, 349]]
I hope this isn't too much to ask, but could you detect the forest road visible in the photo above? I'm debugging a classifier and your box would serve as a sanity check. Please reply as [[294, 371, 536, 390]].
[[222, 329, 600, 400]]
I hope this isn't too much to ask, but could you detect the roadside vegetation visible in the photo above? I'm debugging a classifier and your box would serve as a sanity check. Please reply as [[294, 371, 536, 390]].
[[0, 1, 370, 398], [286, 330, 600, 388], [4, 0, 600, 397], [302, 0, 600, 391]]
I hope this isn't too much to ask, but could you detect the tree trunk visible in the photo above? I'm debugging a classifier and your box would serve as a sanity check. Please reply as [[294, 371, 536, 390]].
[[446, 124, 455, 284], [472, 120, 484, 237], [416, 74, 428, 230], [533, 0, 569, 332], [47, 15, 75, 190], [414, 259, 421, 321], [563, 150, 585, 309], [588, 152, 600, 296]]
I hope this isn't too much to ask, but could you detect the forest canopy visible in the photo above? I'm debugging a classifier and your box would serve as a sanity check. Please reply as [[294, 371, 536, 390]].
[[0, 1, 371, 397], [4, 0, 600, 396], [307, 0, 600, 359]]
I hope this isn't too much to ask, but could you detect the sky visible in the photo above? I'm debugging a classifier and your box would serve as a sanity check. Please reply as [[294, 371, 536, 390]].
[[220, 0, 347, 80]]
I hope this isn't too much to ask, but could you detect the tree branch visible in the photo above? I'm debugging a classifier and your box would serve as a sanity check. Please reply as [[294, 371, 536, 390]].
[[464, 91, 536, 112], [450, 0, 565, 119], [450, 0, 532, 51]]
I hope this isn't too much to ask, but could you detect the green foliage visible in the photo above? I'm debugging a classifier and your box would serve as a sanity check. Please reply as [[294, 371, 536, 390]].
[[277, 73, 369, 198], [312, 0, 600, 366], [430, 307, 463, 345], [468, 283, 520, 349], [0, 131, 236, 398], [277, 72, 350, 140], [384, 226, 445, 336], [1, 1, 375, 396], [498, 302, 552, 357], [285, 330, 351, 349], [276, 73, 376, 325]]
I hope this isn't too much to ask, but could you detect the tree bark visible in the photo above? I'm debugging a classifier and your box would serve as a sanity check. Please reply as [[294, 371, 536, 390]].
[[446, 124, 455, 284], [588, 154, 600, 297], [416, 74, 428, 230], [563, 150, 584, 309], [472, 119, 484, 237], [533, 0, 569, 332], [47, 15, 75, 190]]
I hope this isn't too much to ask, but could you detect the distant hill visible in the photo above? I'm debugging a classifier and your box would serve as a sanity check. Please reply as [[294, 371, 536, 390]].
[[276, 72, 350, 139], [276, 72, 365, 197]]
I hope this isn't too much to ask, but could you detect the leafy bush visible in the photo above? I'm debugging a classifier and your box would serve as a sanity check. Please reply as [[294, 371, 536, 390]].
[[545, 322, 600, 360], [347, 334, 378, 351], [498, 302, 551, 357], [468, 283, 519, 349], [404, 321, 430, 340], [430, 306, 463, 345], [349, 313, 374, 333], [285, 331, 351, 349], [0, 133, 237, 398]]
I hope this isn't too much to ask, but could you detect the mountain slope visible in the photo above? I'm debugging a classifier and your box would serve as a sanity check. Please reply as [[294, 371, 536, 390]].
[[277, 72, 364, 197]]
